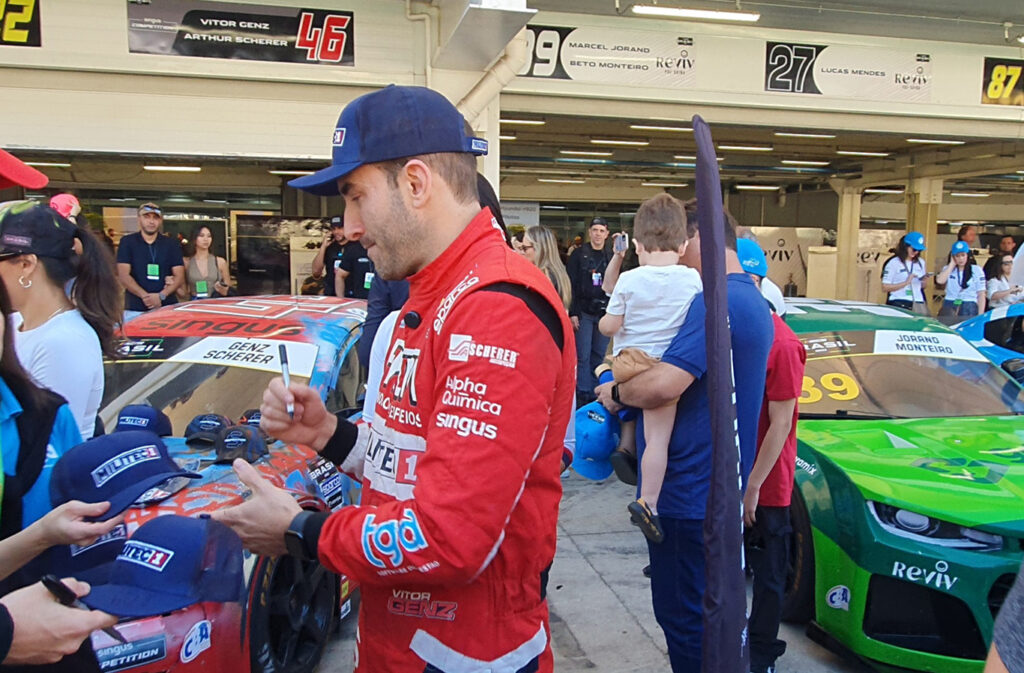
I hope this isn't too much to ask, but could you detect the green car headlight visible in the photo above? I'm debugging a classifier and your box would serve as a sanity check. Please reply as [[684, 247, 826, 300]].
[[867, 501, 1004, 551]]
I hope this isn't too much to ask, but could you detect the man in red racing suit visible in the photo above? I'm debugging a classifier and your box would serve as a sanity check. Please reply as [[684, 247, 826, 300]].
[[214, 85, 575, 673]]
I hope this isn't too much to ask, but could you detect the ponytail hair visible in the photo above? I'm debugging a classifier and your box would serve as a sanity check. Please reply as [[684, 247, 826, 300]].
[[38, 226, 122, 357]]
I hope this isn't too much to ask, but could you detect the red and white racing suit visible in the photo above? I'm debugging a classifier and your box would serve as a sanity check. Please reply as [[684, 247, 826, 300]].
[[318, 208, 576, 672]]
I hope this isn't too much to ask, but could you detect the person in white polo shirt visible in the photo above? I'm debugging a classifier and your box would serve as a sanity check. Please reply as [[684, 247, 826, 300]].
[[936, 240, 986, 318]]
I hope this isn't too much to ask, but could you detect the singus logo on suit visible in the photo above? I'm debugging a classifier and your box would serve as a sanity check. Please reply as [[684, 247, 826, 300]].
[[435, 412, 498, 439], [448, 334, 519, 368]]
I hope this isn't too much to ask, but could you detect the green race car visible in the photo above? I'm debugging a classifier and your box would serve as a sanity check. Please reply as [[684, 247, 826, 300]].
[[781, 299, 1024, 672]]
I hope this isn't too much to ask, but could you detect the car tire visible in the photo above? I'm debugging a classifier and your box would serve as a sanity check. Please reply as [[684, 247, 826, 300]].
[[782, 488, 815, 624], [249, 553, 337, 673]]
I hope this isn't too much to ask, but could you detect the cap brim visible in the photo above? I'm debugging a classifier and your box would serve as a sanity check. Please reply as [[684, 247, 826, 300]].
[[288, 161, 362, 196], [99, 470, 202, 520], [572, 455, 614, 481], [186, 432, 220, 445], [82, 582, 197, 618]]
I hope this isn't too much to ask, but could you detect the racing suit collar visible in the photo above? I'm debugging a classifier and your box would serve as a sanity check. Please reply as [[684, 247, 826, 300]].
[[407, 207, 504, 297]]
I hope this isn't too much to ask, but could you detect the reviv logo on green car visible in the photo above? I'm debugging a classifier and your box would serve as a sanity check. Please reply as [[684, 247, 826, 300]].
[[781, 299, 1023, 673]]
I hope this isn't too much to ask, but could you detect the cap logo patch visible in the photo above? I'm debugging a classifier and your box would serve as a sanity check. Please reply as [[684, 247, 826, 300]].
[[224, 431, 247, 449], [119, 540, 175, 571], [470, 138, 488, 153], [120, 416, 150, 427], [1, 233, 31, 247], [91, 445, 161, 487], [333, 128, 346, 146], [70, 523, 127, 557], [199, 417, 221, 430]]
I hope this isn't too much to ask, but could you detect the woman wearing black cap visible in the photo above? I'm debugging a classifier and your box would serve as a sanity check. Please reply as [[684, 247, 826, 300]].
[[0, 201, 120, 440]]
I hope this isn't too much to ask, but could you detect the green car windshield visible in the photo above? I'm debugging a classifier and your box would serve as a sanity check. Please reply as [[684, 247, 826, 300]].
[[798, 330, 1024, 419]]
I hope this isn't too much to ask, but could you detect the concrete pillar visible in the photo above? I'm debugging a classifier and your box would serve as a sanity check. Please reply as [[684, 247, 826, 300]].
[[834, 183, 863, 300], [478, 95, 502, 199], [905, 178, 943, 312]]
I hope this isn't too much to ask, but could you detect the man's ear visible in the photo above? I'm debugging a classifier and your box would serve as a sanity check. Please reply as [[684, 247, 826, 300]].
[[402, 159, 433, 208]]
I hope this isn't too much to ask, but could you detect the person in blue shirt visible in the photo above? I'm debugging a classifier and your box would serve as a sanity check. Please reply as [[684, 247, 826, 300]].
[[597, 205, 773, 672], [115, 203, 185, 322]]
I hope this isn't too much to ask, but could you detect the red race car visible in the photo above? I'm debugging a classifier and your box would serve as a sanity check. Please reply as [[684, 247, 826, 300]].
[[94, 296, 367, 673]]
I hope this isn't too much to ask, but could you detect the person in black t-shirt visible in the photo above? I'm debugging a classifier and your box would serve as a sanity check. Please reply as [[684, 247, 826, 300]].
[[115, 203, 184, 320], [566, 217, 613, 404], [311, 216, 348, 297], [338, 239, 373, 299]]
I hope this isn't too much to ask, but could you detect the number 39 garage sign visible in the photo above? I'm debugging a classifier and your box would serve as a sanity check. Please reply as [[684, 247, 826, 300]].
[[126, 0, 354, 66]]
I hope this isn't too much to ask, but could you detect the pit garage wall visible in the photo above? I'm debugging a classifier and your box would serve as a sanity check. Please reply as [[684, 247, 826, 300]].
[[1, 2, 1022, 161]]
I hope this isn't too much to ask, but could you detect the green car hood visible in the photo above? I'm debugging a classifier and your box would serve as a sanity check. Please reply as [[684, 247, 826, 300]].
[[800, 416, 1024, 532]]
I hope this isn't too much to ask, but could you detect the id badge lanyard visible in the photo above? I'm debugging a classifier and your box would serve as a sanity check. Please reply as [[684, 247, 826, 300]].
[[902, 260, 916, 299], [146, 243, 160, 281]]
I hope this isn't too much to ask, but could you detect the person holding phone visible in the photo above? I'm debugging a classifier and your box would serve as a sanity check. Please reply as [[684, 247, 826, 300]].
[[880, 232, 930, 315], [936, 240, 985, 317], [985, 254, 1024, 307]]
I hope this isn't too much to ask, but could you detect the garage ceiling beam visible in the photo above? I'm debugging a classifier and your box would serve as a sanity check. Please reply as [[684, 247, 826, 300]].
[[843, 142, 1024, 188]]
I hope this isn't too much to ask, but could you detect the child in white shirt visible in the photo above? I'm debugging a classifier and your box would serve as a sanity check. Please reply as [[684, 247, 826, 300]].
[[598, 193, 702, 542]]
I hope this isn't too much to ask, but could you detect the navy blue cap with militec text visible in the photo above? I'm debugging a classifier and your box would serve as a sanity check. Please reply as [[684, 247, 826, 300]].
[[49, 431, 202, 521], [81, 515, 244, 619], [289, 85, 488, 196], [115, 404, 173, 437]]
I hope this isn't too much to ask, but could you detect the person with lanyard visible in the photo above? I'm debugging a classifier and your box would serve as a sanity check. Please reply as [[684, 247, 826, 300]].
[[180, 223, 231, 300], [115, 202, 184, 322], [311, 216, 348, 296], [880, 232, 930, 315], [936, 240, 986, 318], [985, 253, 1024, 308], [337, 234, 372, 299]]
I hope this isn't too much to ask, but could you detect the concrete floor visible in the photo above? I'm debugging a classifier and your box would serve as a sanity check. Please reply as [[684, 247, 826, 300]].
[[319, 473, 873, 672]]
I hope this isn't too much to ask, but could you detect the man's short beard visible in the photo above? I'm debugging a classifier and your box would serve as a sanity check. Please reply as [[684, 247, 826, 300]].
[[371, 190, 422, 281]]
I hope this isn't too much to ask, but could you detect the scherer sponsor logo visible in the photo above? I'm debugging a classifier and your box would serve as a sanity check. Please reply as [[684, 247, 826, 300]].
[[795, 456, 818, 476], [434, 273, 480, 334], [441, 375, 502, 416], [387, 590, 457, 621], [382, 339, 420, 407], [447, 334, 519, 369], [435, 412, 498, 440], [892, 559, 959, 591]]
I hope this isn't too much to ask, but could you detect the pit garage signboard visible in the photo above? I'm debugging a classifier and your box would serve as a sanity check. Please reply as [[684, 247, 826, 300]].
[[0, 0, 41, 47], [127, 0, 355, 66]]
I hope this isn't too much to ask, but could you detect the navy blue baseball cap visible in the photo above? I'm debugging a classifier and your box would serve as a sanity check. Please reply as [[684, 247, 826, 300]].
[[82, 515, 244, 618], [288, 85, 488, 196], [239, 408, 262, 429], [572, 401, 620, 481], [45, 522, 127, 585], [115, 404, 173, 437], [185, 413, 232, 444], [214, 425, 268, 464], [49, 431, 201, 521]]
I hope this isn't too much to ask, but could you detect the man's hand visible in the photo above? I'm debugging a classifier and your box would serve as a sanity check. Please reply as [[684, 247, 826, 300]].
[[1, 579, 118, 665], [142, 293, 161, 310], [211, 460, 302, 557], [260, 377, 337, 451], [37, 501, 123, 548], [743, 486, 760, 527], [570, 315, 580, 330], [595, 381, 621, 413]]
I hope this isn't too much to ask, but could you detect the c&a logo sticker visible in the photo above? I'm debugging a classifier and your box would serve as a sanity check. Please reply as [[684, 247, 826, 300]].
[[361, 508, 428, 569], [826, 585, 850, 610], [179, 620, 212, 663]]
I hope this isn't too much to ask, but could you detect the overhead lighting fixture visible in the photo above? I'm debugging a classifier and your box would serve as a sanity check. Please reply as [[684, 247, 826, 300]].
[[541, 205, 567, 210], [25, 161, 71, 168], [735, 184, 780, 191], [203, 199, 228, 204], [864, 188, 905, 194], [642, 181, 688, 187], [774, 132, 836, 139], [629, 124, 692, 133], [591, 138, 650, 146], [499, 133, 516, 141], [559, 150, 613, 157], [718, 144, 773, 152], [949, 191, 989, 197], [500, 118, 545, 126], [268, 169, 315, 176], [631, 4, 760, 22], [674, 154, 723, 162], [907, 138, 965, 145], [556, 158, 612, 165], [781, 159, 830, 167], [836, 150, 890, 157], [538, 178, 585, 184], [144, 165, 201, 172]]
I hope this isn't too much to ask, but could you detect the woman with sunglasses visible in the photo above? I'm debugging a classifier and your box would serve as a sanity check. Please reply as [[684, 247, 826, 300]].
[[985, 254, 1024, 308]]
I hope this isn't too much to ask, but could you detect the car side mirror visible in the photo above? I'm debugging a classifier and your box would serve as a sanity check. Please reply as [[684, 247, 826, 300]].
[[1001, 358, 1024, 384]]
